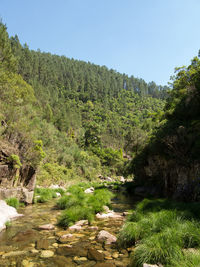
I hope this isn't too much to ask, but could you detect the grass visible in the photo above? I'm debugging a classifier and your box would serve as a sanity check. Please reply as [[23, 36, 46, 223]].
[[34, 187, 65, 203], [118, 198, 200, 267], [6, 197, 20, 209], [57, 184, 114, 227]]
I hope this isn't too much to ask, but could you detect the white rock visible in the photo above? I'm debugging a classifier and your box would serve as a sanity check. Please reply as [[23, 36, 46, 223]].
[[56, 192, 61, 197], [120, 176, 125, 182], [0, 200, 22, 232], [38, 224, 55, 230], [84, 187, 94, 194], [69, 225, 82, 231], [75, 220, 88, 226], [96, 211, 123, 219]]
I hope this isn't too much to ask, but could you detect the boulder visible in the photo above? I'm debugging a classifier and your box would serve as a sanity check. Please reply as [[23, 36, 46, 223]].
[[97, 230, 117, 244], [0, 200, 23, 232]]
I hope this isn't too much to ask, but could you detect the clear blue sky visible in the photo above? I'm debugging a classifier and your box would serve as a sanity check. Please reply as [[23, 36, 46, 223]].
[[1, 0, 200, 85]]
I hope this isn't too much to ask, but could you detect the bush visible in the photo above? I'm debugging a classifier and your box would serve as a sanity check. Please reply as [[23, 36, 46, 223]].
[[6, 197, 20, 209]]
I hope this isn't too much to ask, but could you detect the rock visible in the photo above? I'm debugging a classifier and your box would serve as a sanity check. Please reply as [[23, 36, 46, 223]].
[[88, 248, 104, 261], [75, 220, 88, 226], [0, 200, 23, 231], [73, 256, 88, 264], [21, 188, 34, 204], [30, 249, 39, 254], [112, 252, 119, 259], [56, 246, 88, 257], [52, 243, 59, 248], [38, 224, 55, 230], [56, 192, 61, 197], [2, 250, 28, 258], [84, 187, 94, 194], [59, 233, 74, 243], [97, 230, 117, 244], [69, 224, 82, 231], [40, 250, 54, 258], [88, 226, 98, 230], [21, 259, 34, 267], [120, 176, 125, 182], [36, 239, 49, 250], [96, 212, 123, 219]]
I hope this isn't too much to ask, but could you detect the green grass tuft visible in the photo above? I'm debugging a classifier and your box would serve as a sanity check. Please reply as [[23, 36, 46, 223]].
[[6, 197, 20, 209]]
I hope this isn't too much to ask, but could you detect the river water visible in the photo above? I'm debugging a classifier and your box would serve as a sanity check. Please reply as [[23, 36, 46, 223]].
[[0, 190, 134, 267]]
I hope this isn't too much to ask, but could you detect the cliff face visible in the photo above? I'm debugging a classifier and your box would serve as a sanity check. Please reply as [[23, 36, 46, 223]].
[[0, 139, 36, 203]]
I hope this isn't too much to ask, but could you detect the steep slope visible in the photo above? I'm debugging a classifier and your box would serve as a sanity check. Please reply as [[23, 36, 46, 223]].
[[0, 21, 167, 190], [132, 56, 200, 201]]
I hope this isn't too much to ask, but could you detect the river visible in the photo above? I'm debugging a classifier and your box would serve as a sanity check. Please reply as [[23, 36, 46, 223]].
[[0, 189, 134, 267]]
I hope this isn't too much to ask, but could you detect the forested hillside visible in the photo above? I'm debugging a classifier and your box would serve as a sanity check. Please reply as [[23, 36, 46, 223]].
[[132, 55, 200, 200], [0, 21, 167, 185]]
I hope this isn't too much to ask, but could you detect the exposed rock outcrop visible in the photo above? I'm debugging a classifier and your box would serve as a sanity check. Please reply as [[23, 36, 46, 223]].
[[0, 140, 36, 203]]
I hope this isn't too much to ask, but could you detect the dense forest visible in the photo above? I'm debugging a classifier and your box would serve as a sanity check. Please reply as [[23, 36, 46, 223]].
[[0, 21, 167, 185]]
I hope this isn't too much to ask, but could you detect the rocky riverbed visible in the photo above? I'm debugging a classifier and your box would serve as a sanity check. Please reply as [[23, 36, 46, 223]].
[[0, 191, 134, 267]]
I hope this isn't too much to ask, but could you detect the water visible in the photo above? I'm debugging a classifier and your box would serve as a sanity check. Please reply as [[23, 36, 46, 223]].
[[0, 190, 134, 267]]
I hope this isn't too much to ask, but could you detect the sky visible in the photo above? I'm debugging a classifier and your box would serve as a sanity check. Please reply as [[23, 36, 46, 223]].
[[1, 0, 200, 86]]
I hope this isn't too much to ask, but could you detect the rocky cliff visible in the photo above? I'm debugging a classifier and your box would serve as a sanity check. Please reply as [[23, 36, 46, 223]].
[[0, 139, 36, 203]]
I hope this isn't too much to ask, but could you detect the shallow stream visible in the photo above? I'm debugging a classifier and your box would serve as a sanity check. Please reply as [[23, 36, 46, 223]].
[[0, 190, 134, 267]]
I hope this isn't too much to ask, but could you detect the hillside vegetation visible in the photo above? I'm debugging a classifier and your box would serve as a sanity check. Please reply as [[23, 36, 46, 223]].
[[0, 21, 166, 185], [131, 55, 200, 200]]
